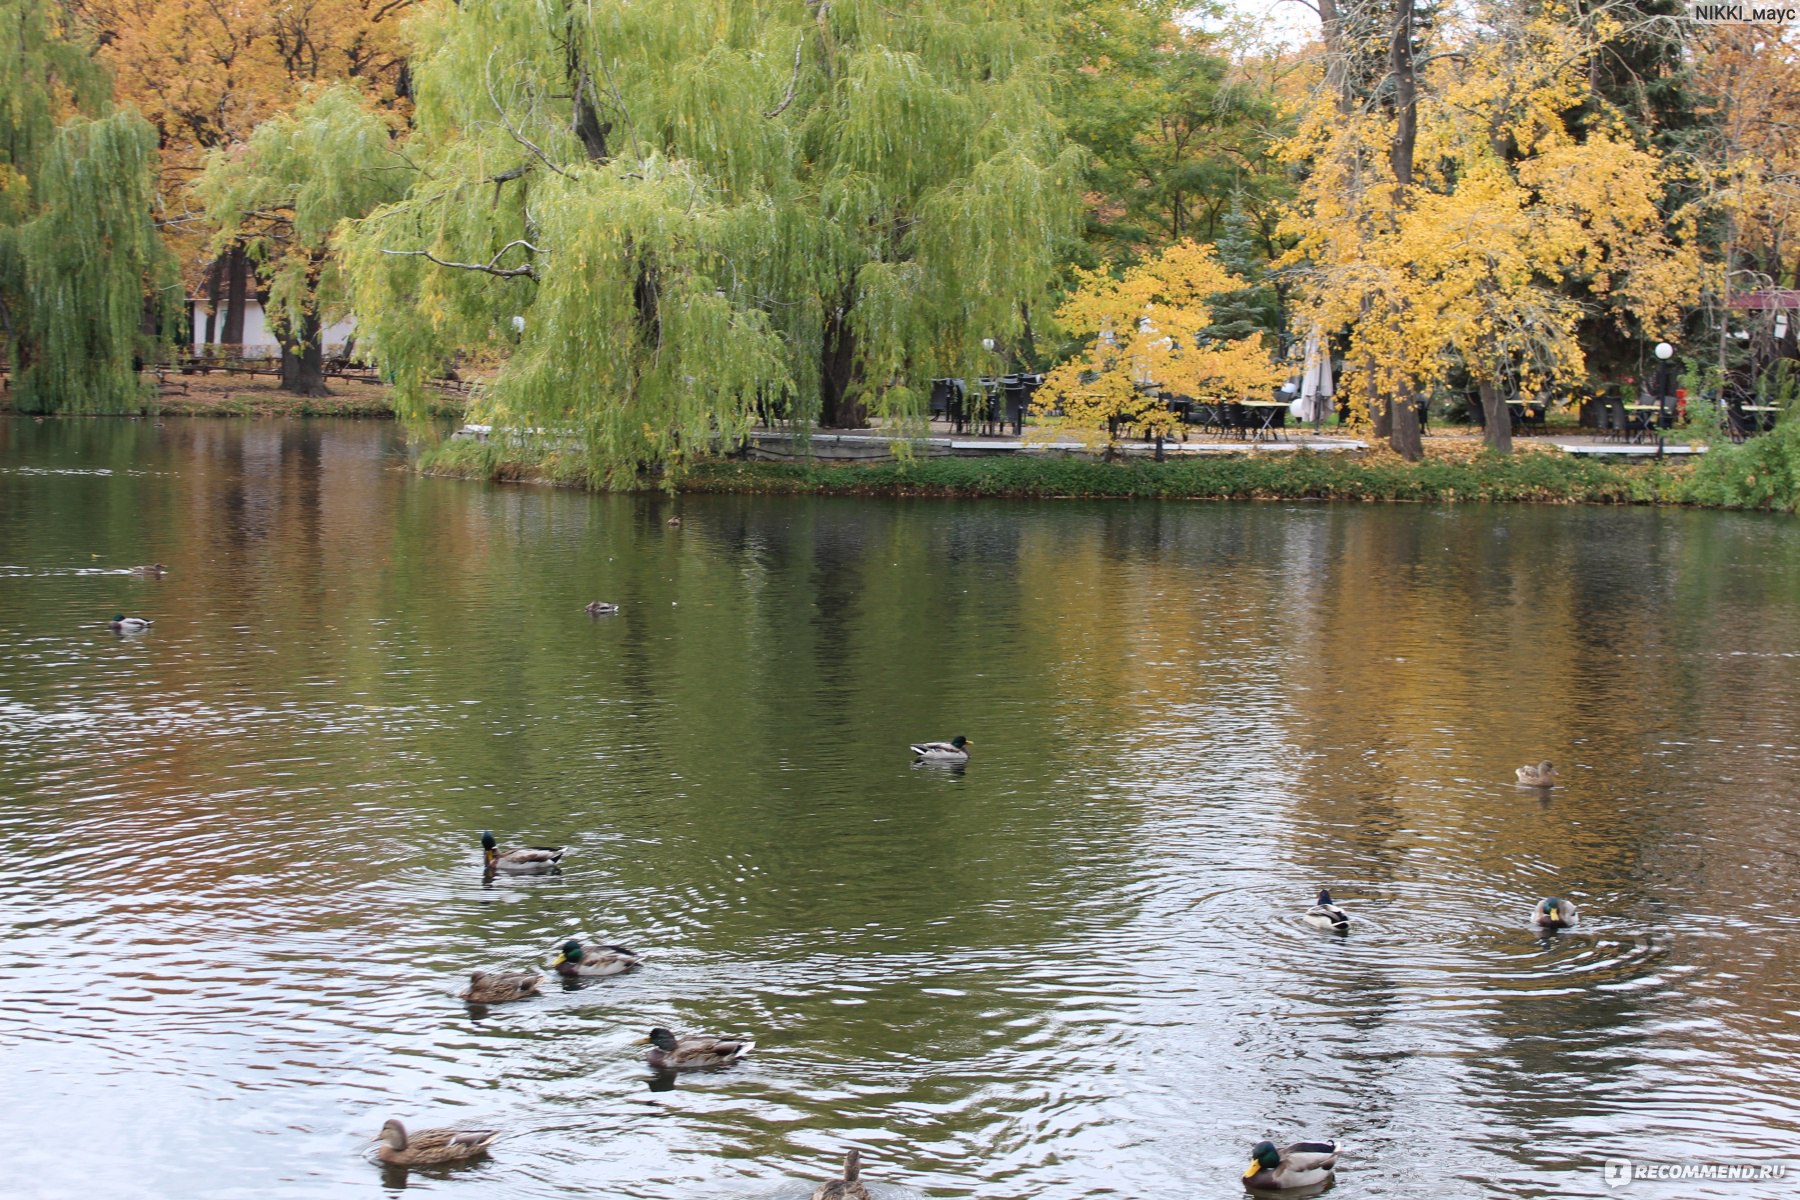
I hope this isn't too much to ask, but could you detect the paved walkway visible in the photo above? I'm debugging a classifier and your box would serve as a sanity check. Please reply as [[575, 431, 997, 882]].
[[750, 428, 1368, 458], [1548, 437, 1707, 456]]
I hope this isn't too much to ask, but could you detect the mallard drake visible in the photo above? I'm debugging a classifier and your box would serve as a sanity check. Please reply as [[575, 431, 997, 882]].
[[910, 735, 970, 763], [130, 563, 167, 577], [459, 970, 541, 1004], [585, 600, 619, 616], [1532, 896, 1579, 931], [375, 1119, 497, 1166], [1302, 889, 1349, 931], [810, 1149, 873, 1200], [1243, 1139, 1339, 1191], [640, 1026, 754, 1070], [481, 831, 565, 874], [551, 939, 641, 977], [1515, 760, 1558, 787], [108, 613, 152, 633]]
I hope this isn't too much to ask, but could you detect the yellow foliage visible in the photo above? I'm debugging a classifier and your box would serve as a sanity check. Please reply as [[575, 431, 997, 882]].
[[76, 0, 411, 286], [1032, 240, 1284, 447], [1279, 8, 1702, 409]]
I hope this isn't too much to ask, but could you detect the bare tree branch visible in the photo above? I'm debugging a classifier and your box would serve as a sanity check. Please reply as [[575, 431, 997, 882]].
[[486, 50, 574, 178], [764, 38, 805, 118], [382, 240, 543, 280]]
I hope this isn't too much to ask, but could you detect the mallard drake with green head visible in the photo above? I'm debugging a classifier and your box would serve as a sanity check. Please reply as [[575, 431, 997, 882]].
[[910, 735, 970, 763], [375, 1119, 497, 1166], [1515, 760, 1558, 787], [810, 1149, 873, 1200], [551, 939, 641, 977], [459, 970, 541, 1004], [1242, 1139, 1338, 1191], [1302, 889, 1349, 931], [640, 1026, 754, 1070], [1532, 896, 1579, 931], [109, 613, 152, 633], [481, 831, 565, 874]]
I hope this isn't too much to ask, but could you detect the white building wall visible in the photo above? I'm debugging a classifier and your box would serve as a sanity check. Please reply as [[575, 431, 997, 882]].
[[190, 300, 357, 358]]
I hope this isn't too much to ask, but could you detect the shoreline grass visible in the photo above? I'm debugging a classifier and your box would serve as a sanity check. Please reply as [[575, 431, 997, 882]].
[[421, 436, 1741, 508]]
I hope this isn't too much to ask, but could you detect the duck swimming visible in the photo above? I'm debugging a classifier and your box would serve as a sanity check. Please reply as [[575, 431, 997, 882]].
[[551, 939, 641, 977], [108, 613, 152, 633], [481, 831, 565, 874], [910, 735, 970, 763], [1515, 760, 1558, 787], [810, 1149, 873, 1200], [585, 600, 619, 616], [640, 1026, 754, 1070], [459, 970, 541, 1004], [1303, 889, 1349, 932], [375, 1119, 497, 1166], [1532, 896, 1579, 931], [1242, 1139, 1339, 1191]]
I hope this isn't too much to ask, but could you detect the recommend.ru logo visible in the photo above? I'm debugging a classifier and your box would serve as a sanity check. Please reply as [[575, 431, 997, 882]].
[[1601, 1158, 1789, 1189]]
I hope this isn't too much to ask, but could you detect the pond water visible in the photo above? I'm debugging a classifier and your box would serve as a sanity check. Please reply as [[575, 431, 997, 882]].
[[2, 417, 1798, 1200]]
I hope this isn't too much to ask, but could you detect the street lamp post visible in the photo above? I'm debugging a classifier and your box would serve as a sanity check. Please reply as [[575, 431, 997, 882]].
[[1652, 341, 1675, 453]]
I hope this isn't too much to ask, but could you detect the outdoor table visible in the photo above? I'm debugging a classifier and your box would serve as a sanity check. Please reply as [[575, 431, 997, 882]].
[[1238, 399, 1289, 441], [1738, 404, 1781, 435], [1622, 404, 1662, 443]]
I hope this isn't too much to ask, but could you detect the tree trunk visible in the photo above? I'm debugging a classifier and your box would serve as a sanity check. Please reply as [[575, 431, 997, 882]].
[[819, 301, 863, 428], [1366, 358, 1389, 437], [202, 255, 223, 346], [1478, 377, 1512, 454], [277, 305, 330, 397], [220, 242, 249, 347], [1380, 0, 1420, 461], [1388, 0, 1418, 195], [1389, 390, 1422, 460]]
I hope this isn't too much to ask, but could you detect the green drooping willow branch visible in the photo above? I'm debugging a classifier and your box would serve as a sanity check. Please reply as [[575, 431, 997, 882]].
[[339, 0, 1082, 486]]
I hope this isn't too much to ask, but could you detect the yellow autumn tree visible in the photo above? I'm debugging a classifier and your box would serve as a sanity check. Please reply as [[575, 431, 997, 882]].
[[1281, 3, 1699, 453], [1031, 240, 1284, 450], [1691, 25, 1800, 378]]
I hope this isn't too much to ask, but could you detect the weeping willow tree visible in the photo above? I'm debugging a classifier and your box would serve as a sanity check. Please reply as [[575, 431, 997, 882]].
[[197, 86, 410, 396], [341, 0, 1083, 484], [0, 0, 172, 413]]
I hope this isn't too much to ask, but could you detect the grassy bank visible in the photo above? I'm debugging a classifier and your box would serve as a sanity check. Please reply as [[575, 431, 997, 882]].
[[683, 450, 1695, 504], [422, 436, 1736, 507], [3, 375, 464, 418], [153, 376, 470, 418]]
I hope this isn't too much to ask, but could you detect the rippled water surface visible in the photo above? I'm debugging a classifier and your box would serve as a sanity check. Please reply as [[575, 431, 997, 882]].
[[3, 417, 1799, 1200]]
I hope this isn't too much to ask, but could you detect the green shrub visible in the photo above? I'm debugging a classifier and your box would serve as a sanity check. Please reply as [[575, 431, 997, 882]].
[[1683, 411, 1800, 512]]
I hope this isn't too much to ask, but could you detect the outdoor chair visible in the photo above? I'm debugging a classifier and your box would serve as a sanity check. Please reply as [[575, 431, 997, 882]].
[[929, 378, 962, 427], [1724, 400, 1757, 443], [1599, 396, 1626, 442], [1001, 376, 1032, 436], [1220, 402, 1249, 439]]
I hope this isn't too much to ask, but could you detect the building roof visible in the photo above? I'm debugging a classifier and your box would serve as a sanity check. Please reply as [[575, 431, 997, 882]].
[[1728, 288, 1800, 310]]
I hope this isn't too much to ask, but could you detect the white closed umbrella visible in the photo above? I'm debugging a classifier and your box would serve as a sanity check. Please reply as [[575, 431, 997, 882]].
[[1298, 326, 1334, 424]]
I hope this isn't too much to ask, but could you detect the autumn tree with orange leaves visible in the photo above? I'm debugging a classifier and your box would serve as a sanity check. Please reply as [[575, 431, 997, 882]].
[[68, 0, 412, 334]]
